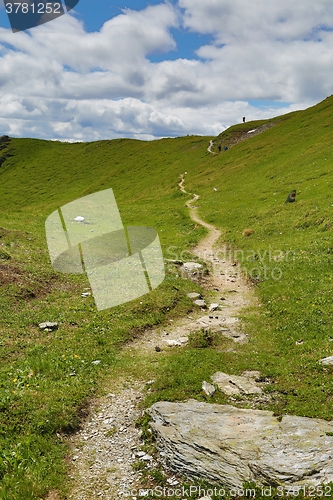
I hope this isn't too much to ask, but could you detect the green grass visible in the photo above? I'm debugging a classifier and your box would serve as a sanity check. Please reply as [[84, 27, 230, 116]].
[[0, 95, 333, 498]]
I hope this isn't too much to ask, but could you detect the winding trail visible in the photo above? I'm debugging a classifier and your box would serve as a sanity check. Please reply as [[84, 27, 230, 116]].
[[207, 139, 216, 155], [67, 174, 257, 500], [179, 173, 221, 253]]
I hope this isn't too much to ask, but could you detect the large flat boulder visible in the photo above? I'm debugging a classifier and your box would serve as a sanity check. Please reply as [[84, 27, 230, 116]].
[[148, 401, 333, 489]]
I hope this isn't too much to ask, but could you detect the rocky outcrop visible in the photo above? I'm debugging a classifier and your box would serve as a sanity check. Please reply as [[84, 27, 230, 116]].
[[148, 401, 333, 489]]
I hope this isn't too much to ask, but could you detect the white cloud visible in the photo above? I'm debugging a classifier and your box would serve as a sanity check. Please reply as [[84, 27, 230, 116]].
[[0, 1, 332, 141]]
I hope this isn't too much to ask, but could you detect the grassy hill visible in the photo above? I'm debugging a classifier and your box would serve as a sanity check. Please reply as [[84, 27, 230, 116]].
[[0, 95, 332, 499]]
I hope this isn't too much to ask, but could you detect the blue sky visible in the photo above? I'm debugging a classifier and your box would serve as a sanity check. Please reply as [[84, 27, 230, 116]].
[[0, 0, 332, 141]]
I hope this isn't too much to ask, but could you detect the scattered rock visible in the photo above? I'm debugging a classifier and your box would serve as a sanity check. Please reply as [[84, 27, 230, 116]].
[[92, 360, 101, 365], [183, 262, 203, 272], [319, 356, 333, 366], [68, 382, 146, 499], [211, 372, 262, 395], [165, 337, 189, 347], [148, 401, 333, 489], [194, 299, 207, 308], [38, 322, 58, 331], [81, 292, 91, 297], [187, 292, 202, 300], [208, 303, 221, 311], [74, 216, 85, 222], [166, 477, 179, 486], [202, 381, 215, 397]]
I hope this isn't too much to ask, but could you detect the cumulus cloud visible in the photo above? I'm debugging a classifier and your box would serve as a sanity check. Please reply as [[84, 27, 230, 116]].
[[0, 1, 332, 141]]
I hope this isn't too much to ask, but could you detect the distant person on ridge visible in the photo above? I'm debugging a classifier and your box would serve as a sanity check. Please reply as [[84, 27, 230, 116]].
[[284, 189, 296, 203]]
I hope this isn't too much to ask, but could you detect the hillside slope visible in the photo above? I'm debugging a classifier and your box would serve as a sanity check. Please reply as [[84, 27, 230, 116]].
[[0, 95, 332, 499]]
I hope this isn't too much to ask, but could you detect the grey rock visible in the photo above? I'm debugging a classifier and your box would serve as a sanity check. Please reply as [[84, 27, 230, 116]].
[[212, 372, 262, 395], [148, 401, 333, 489], [194, 299, 207, 308], [183, 262, 203, 272], [202, 381, 215, 397], [165, 337, 189, 347], [166, 477, 179, 486], [208, 303, 221, 311], [319, 356, 333, 366], [38, 321, 58, 331], [187, 292, 202, 300]]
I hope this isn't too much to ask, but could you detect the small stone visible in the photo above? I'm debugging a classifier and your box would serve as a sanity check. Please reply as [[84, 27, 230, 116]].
[[194, 299, 207, 308], [165, 339, 182, 347], [319, 356, 333, 366], [187, 292, 202, 300], [166, 478, 179, 486], [209, 303, 220, 311], [136, 451, 146, 458], [202, 381, 215, 397], [155, 346, 161, 352], [92, 360, 101, 365], [38, 322, 58, 331], [81, 292, 91, 297], [74, 216, 85, 222], [183, 262, 203, 271], [141, 454, 153, 461]]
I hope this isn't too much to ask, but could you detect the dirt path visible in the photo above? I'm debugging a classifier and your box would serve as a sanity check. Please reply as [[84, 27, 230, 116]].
[[66, 175, 256, 500], [207, 139, 216, 154]]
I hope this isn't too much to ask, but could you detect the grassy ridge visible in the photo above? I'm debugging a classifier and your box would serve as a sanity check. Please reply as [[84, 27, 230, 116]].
[[0, 96, 332, 498]]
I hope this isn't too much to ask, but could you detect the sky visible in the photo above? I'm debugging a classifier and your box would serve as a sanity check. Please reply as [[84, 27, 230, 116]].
[[0, 0, 333, 142]]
